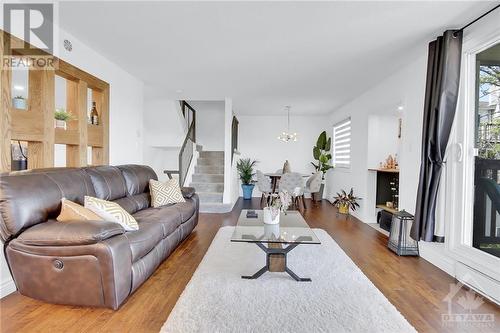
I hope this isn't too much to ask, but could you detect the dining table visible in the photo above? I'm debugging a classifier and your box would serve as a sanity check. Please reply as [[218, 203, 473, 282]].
[[264, 172, 311, 193]]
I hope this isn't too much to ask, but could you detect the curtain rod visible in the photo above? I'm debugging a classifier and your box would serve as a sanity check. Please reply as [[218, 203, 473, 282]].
[[458, 3, 500, 32]]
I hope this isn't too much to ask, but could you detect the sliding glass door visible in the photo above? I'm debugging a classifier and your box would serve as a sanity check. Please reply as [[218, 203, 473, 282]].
[[473, 44, 500, 258]]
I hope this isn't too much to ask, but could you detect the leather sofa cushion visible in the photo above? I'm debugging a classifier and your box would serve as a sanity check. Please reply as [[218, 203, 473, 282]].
[[85, 166, 128, 201], [125, 222, 163, 262], [117, 165, 157, 196], [0, 168, 96, 241], [113, 193, 150, 215], [174, 198, 197, 222], [17, 220, 124, 246], [132, 206, 182, 238]]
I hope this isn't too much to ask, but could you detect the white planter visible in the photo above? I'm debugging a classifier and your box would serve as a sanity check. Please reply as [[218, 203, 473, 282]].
[[54, 119, 67, 130], [13, 98, 27, 110], [263, 207, 280, 225]]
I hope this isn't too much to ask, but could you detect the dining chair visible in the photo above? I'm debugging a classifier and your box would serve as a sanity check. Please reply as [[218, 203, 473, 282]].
[[279, 172, 306, 210], [256, 170, 272, 206], [282, 160, 291, 174], [305, 172, 322, 203]]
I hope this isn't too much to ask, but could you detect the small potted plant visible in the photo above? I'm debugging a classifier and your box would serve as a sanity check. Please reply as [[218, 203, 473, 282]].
[[237, 158, 258, 199], [54, 108, 73, 130], [13, 96, 27, 110], [263, 191, 292, 224], [311, 131, 334, 201], [332, 188, 361, 215]]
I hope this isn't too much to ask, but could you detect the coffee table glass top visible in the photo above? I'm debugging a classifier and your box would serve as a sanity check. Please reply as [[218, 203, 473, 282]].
[[231, 210, 321, 244]]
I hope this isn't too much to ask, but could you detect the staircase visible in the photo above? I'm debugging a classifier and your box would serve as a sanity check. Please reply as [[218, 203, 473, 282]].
[[190, 148, 225, 211]]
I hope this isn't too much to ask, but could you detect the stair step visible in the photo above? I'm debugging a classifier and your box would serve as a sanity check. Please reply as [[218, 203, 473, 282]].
[[199, 151, 224, 158], [195, 165, 225, 174], [192, 174, 224, 183], [190, 182, 224, 192], [197, 192, 223, 203], [197, 158, 224, 166]]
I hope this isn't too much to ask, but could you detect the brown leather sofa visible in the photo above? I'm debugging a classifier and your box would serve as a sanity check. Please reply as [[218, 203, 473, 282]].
[[0, 165, 199, 309]]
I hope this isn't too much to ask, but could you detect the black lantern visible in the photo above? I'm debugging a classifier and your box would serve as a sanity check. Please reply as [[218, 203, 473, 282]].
[[388, 210, 419, 256]]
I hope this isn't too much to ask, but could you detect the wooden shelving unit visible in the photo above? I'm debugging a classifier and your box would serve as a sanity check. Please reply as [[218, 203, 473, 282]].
[[368, 168, 400, 173], [376, 204, 398, 214], [0, 30, 109, 172]]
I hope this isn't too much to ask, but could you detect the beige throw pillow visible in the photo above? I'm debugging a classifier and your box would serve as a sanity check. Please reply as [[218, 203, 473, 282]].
[[150, 179, 185, 208], [57, 198, 103, 222], [84, 196, 139, 231]]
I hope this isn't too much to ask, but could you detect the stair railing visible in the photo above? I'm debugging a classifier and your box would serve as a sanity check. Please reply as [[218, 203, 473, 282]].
[[164, 101, 196, 186]]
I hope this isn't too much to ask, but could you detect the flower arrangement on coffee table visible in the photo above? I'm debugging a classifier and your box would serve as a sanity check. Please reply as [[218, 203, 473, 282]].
[[262, 191, 292, 224]]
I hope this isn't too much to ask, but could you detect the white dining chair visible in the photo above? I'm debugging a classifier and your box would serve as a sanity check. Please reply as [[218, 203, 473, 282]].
[[305, 172, 322, 202], [279, 172, 306, 210], [256, 170, 272, 206]]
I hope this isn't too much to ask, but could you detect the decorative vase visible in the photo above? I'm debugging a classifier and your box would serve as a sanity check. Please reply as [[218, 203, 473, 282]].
[[263, 207, 280, 225], [264, 223, 280, 239], [55, 119, 67, 130], [338, 204, 349, 215], [315, 183, 325, 202], [241, 184, 254, 200], [13, 98, 27, 110]]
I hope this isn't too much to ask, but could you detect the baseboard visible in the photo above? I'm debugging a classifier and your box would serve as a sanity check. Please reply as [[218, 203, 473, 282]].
[[0, 278, 16, 298], [455, 262, 500, 305], [418, 242, 455, 277]]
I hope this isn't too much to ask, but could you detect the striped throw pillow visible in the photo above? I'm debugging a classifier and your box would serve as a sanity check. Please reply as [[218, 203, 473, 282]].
[[84, 196, 139, 231], [150, 179, 185, 208]]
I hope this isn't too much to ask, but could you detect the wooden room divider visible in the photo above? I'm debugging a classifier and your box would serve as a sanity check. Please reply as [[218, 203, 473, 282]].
[[0, 30, 109, 173]]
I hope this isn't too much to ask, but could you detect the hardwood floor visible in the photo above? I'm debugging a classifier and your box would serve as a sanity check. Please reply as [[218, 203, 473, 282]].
[[1, 198, 499, 332]]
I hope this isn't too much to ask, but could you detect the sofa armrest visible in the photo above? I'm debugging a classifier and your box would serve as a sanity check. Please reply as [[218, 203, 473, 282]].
[[181, 186, 196, 198], [17, 220, 124, 246]]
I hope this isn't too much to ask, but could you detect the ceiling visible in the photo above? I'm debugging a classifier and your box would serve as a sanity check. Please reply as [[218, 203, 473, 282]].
[[59, 1, 495, 115]]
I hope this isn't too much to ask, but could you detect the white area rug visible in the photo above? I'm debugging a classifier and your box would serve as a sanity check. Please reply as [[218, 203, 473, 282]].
[[161, 227, 416, 333]]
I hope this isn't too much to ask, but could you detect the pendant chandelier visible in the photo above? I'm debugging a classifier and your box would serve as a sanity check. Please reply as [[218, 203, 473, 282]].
[[277, 106, 298, 142]]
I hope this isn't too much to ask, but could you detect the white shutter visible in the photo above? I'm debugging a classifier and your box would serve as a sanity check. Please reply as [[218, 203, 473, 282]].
[[333, 118, 351, 168]]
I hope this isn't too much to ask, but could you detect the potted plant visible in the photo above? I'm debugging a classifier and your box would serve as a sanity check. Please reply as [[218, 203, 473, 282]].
[[332, 188, 361, 215], [13, 96, 27, 110], [311, 131, 334, 201], [263, 191, 292, 224], [237, 158, 258, 200], [54, 108, 73, 130]]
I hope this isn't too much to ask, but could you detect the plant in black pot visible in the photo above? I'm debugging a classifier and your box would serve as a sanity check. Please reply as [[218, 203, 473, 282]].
[[332, 188, 361, 215], [311, 131, 333, 201], [237, 158, 258, 200]]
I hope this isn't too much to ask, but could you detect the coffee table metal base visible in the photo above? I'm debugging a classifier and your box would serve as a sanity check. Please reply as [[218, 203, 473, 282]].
[[242, 242, 311, 282]]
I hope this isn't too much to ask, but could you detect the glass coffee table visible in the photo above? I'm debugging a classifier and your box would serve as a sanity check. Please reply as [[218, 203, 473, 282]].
[[231, 210, 321, 282]]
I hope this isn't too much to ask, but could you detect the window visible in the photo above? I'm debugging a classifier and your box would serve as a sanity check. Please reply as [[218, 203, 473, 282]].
[[472, 42, 500, 258], [333, 117, 351, 168]]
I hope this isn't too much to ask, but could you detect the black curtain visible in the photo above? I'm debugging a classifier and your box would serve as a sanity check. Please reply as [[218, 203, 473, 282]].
[[411, 30, 463, 242]]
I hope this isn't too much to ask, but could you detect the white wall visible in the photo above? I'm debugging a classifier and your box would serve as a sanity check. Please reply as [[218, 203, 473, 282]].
[[188, 101, 225, 151], [366, 115, 400, 169], [325, 51, 427, 224], [237, 114, 328, 197], [142, 98, 185, 179], [1, 26, 145, 298], [58, 30, 145, 165]]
